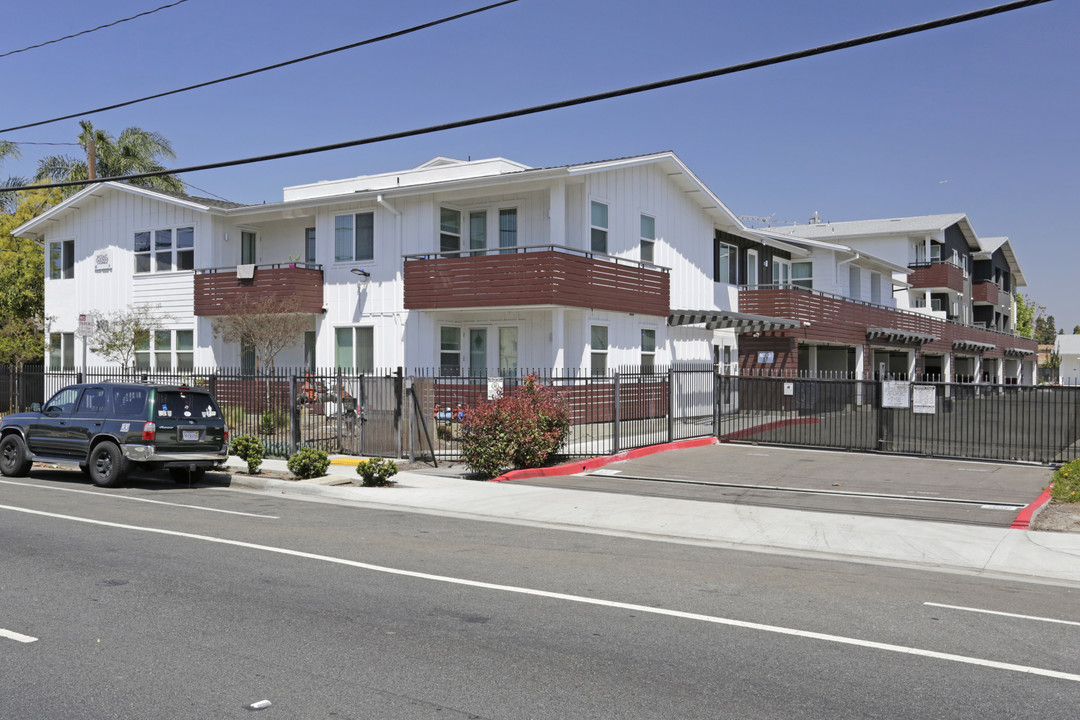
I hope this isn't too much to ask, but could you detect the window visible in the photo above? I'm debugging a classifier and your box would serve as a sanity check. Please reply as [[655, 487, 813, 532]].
[[746, 249, 759, 287], [913, 241, 926, 265], [849, 265, 861, 299], [134, 226, 194, 274], [135, 333, 151, 369], [240, 341, 256, 374], [774, 258, 791, 286], [870, 272, 882, 304], [133, 329, 192, 370], [439, 208, 461, 256], [49, 240, 74, 280], [469, 328, 487, 378], [440, 327, 461, 377], [336, 327, 376, 373], [304, 330, 316, 371], [176, 330, 194, 370], [335, 212, 374, 262], [155, 330, 172, 369], [499, 327, 518, 377], [590, 325, 608, 376], [590, 201, 608, 254], [640, 214, 655, 264], [792, 261, 813, 289], [930, 243, 942, 263], [714, 241, 737, 284], [241, 231, 257, 265], [469, 211, 486, 255], [77, 387, 108, 415], [641, 329, 656, 374], [305, 228, 316, 264], [48, 332, 75, 370], [499, 209, 518, 254]]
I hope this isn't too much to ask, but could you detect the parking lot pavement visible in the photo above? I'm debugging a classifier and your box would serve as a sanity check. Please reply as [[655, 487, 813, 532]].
[[504, 444, 1053, 527]]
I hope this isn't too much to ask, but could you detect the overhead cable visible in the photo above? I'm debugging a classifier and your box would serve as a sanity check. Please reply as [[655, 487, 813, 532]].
[[0, 0, 1053, 194], [0, 0, 191, 60], [0, 0, 520, 135]]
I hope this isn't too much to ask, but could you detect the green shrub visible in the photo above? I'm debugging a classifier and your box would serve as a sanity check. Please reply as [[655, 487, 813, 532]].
[[356, 457, 399, 487], [1051, 458, 1080, 504], [258, 409, 290, 435], [287, 447, 330, 479], [231, 434, 264, 474], [459, 374, 570, 478]]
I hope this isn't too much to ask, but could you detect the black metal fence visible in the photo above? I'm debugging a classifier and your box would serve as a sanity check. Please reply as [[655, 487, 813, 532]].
[[0, 364, 717, 461], [719, 374, 1080, 464]]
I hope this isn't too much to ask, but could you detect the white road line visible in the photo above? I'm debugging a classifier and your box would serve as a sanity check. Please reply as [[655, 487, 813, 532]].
[[925, 602, 1080, 627], [0, 479, 278, 519], [0, 628, 38, 643], [2, 502, 1078, 684]]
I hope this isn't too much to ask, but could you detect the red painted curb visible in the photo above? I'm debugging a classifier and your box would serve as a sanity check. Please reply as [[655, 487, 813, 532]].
[[719, 417, 819, 441], [490, 436, 719, 482], [1011, 486, 1053, 530]]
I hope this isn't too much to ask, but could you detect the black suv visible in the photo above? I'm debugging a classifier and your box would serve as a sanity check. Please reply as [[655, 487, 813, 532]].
[[0, 382, 229, 487]]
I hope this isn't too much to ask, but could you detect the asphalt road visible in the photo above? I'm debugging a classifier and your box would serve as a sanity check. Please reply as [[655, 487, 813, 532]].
[[2, 469, 1078, 719], [510, 444, 1054, 526]]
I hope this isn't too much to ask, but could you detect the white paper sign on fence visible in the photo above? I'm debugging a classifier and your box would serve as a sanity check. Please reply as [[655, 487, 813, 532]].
[[882, 381, 911, 408]]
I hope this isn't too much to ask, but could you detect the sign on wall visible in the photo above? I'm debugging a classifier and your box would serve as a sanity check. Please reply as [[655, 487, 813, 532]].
[[757, 351, 775, 364], [93, 250, 112, 271]]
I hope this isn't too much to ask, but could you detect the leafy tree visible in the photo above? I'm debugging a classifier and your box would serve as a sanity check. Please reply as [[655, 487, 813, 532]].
[[35, 120, 183, 196], [90, 304, 172, 370], [1035, 313, 1057, 345], [0, 141, 30, 214], [1074, 326, 1080, 335], [209, 295, 311, 404], [1014, 292, 1037, 339], [0, 187, 60, 365]]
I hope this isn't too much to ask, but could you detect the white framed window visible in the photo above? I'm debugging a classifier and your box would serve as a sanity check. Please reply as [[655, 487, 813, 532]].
[[641, 328, 656, 373], [469, 328, 487, 378], [440, 207, 461, 256], [590, 325, 608, 376], [335, 212, 374, 263], [135, 226, 194, 274], [715, 241, 737, 284], [590, 200, 608, 254], [48, 332, 75, 370], [334, 327, 374, 372], [469, 211, 486, 255], [870, 272, 882, 304], [305, 227, 316, 264], [499, 208, 518, 254], [134, 329, 193, 370], [640, 214, 655, 264], [49, 239, 74, 280], [439, 326, 461, 377], [849, 265, 862, 299], [774, 258, 791, 286], [746, 249, 759, 287], [240, 230, 256, 265], [792, 261, 813, 289]]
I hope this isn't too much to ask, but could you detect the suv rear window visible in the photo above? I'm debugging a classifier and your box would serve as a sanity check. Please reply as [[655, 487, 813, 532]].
[[155, 391, 220, 420], [112, 387, 149, 416]]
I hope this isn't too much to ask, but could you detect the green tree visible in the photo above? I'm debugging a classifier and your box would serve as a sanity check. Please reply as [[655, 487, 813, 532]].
[[1074, 326, 1080, 335], [0, 187, 60, 365], [0, 141, 30, 214], [35, 120, 183, 196], [1035, 314, 1058, 345], [1014, 292, 1037, 339], [90, 304, 172, 370]]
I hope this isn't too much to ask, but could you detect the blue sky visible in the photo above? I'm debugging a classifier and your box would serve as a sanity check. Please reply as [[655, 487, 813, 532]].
[[4, 0, 1076, 330]]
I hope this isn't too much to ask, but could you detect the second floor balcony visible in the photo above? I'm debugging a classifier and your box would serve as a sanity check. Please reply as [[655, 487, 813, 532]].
[[740, 285, 1037, 356], [972, 279, 1001, 305], [194, 262, 324, 316], [403, 245, 670, 317], [908, 260, 965, 293]]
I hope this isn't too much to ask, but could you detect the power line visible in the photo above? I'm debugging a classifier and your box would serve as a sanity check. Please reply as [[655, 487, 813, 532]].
[[0, 0, 520, 135], [0, 0, 191, 60], [5, 141, 80, 147], [0, 0, 1053, 195]]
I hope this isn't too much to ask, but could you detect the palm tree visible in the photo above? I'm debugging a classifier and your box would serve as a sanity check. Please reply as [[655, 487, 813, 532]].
[[0, 141, 29, 214], [34, 120, 183, 196]]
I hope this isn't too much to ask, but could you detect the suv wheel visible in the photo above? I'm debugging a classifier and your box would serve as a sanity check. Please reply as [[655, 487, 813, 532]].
[[88, 442, 129, 488], [0, 435, 32, 477]]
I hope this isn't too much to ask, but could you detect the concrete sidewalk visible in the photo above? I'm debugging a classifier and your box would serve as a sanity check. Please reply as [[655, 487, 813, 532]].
[[220, 453, 1080, 588]]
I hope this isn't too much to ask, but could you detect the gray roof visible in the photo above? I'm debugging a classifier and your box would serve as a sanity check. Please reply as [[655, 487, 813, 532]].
[[765, 214, 969, 239]]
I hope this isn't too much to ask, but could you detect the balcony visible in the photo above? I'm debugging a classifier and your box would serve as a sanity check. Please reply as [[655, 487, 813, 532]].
[[403, 245, 670, 316], [908, 261, 964, 293], [740, 285, 1037, 355], [972, 279, 1000, 305], [194, 263, 324, 316]]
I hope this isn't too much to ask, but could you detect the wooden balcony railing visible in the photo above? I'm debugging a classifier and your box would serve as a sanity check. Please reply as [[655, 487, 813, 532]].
[[908, 261, 965, 292], [740, 285, 1036, 356], [972, 279, 1000, 305], [194, 263, 324, 316], [403, 245, 670, 316]]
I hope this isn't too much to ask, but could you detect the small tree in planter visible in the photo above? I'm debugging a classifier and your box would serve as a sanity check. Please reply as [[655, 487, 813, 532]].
[[231, 434, 264, 474], [356, 457, 399, 487], [459, 374, 570, 478], [287, 447, 330, 479]]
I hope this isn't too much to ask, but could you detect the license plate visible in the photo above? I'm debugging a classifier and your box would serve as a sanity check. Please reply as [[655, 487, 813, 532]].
[[182, 430, 200, 442]]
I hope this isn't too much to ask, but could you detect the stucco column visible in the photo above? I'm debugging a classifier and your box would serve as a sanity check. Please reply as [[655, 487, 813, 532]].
[[974, 355, 983, 383], [549, 179, 566, 247], [551, 309, 565, 372], [907, 349, 917, 380], [943, 353, 953, 396]]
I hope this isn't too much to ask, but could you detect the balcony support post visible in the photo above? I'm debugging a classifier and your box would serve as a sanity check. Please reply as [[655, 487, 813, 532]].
[[551, 310, 565, 371]]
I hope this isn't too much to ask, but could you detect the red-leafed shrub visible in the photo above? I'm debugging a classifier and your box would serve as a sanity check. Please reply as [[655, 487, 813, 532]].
[[459, 374, 570, 478]]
